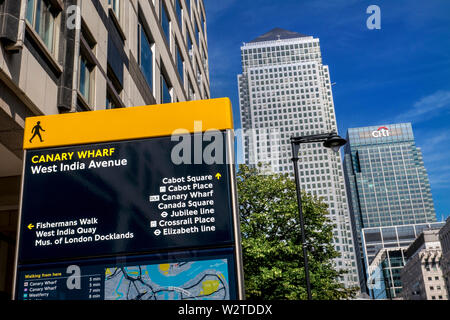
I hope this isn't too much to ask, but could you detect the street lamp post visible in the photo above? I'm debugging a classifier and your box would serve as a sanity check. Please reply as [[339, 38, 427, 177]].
[[290, 132, 347, 300]]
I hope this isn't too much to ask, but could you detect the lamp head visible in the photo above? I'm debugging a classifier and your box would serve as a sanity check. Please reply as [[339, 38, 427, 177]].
[[323, 133, 347, 152]]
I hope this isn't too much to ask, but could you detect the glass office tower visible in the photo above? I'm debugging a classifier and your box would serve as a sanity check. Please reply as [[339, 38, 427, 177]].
[[238, 28, 360, 289], [343, 123, 437, 293]]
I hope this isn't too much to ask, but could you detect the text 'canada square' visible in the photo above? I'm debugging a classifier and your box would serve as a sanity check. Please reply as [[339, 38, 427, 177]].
[[13, 98, 245, 301]]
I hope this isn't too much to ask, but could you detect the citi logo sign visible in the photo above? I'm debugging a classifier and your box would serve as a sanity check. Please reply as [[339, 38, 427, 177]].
[[371, 126, 389, 138]]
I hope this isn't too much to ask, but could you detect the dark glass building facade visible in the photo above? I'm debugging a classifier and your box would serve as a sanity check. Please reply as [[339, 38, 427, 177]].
[[367, 248, 406, 299], [343, 123, 438, 294]]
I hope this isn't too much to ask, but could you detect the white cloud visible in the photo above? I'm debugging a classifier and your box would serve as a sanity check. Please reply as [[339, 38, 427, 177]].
[[418, 128, 450, 153], [395, 90, 450, 122], [416, 127, 450, 190]]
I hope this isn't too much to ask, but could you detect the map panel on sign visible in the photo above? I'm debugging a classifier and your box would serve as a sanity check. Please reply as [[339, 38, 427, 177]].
[[16, 248, 236, 300], [104, 259, 229, 300]]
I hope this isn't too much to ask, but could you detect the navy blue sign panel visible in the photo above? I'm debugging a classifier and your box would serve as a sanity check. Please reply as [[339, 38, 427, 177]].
[[19, 132, 234, 263], [16, 248, 237, 300]]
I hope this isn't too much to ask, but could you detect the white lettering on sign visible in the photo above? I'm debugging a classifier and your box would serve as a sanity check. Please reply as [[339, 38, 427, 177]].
[[358, 127, 403, 139], [371, 127, 389, 138]]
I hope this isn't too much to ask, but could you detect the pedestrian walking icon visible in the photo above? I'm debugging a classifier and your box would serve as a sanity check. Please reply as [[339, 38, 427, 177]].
[[29, 121, 45, 143]]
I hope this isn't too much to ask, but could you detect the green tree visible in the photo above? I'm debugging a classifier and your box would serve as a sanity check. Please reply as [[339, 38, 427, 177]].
[[237, 164, 358, 300]]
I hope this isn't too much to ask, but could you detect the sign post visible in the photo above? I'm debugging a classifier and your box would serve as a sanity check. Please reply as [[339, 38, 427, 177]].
[[13, 98, 244, 300]]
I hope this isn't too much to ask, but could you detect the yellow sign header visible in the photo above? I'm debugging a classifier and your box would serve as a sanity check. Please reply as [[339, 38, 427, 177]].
[[23, 98, 233, 149]]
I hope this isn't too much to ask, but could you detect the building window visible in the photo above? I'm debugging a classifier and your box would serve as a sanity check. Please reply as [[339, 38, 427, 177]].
[[175, 0, 182, 27], [77, 24, 97, 108], [160, 0, 170, 46], [203, 83, 209, 99], [186, 29, 193, 62], [176, 43, 184, 85], [188, 78, 195, 100], [194, 20, 199, 46], [200, 10, 206, 35], [138, 21, 153, 90], [106, 92, 120, 109], [109, 0, 120, 18], [185, 0, 190, 17], [78, 54, 94, 105], [26, 0, 57, 53], [195, 59, 202, 88], [161, 72, 172, 104], [201, 47, 207, 73], [106, 65, 123, 109]]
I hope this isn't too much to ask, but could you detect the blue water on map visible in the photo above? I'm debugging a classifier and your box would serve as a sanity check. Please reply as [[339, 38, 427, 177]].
[[141, 259, 229, 288], [118, 259, 228, 287], [108, 258, 229, 300]]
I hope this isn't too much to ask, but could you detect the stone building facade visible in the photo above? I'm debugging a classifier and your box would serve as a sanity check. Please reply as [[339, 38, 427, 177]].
[[401, 229, 448, 300], [0, 0, 210, 298]]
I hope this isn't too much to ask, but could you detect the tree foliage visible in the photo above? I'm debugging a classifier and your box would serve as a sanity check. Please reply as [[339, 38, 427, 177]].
[[237, 164, 357, 300]]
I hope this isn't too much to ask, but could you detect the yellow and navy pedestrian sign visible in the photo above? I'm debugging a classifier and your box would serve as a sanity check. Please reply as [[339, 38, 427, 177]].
[[23, 98, 234, 149], [14, 98, 245, 301]]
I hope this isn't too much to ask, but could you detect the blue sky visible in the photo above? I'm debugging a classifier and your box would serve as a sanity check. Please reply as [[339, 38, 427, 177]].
[[203, 0, 450, 219]]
